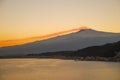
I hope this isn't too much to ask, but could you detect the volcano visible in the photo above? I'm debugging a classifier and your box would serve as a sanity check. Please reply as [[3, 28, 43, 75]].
[[0, 28, 120, 56]]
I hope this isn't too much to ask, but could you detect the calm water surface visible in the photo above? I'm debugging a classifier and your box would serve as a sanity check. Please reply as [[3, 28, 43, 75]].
[[0, 59, 120, 80]]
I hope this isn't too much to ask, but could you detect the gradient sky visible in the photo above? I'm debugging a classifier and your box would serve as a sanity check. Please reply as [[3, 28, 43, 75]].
[[0, 0, 120, 42]]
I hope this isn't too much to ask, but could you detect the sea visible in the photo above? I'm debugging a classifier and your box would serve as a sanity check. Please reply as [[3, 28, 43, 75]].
[[0, 59, 120, 80]]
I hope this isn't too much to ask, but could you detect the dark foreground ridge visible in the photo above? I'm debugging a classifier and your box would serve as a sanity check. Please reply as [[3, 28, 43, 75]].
[[27, 41, 120, 62], [0, 41, 120, 62]]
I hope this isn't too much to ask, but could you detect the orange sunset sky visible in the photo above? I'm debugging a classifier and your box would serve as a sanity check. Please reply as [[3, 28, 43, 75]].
[[0, 0, 120, 47]]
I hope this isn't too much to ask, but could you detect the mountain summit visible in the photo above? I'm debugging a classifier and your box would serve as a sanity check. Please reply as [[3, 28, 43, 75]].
[[0, 28, 120, 56]]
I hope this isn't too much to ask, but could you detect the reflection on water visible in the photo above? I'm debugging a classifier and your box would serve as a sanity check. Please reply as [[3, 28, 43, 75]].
[[0, 59, 120, 80]]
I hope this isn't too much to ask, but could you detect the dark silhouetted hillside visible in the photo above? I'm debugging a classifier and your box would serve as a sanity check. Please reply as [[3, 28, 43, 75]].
[[28, 41, 120, 61]]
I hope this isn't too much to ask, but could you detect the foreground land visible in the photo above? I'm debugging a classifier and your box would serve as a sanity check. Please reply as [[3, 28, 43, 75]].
[[0, 41, 120, 62]]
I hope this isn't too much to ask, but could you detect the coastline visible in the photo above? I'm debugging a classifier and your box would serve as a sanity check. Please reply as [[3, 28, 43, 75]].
[[0, 56, 120, 62]]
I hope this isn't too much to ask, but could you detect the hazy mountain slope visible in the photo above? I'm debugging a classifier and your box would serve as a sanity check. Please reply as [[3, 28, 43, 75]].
[[0, 29, 120, 56]]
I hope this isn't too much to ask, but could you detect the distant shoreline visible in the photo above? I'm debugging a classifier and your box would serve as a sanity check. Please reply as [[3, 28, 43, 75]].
[[0, 57, 120, 63]]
